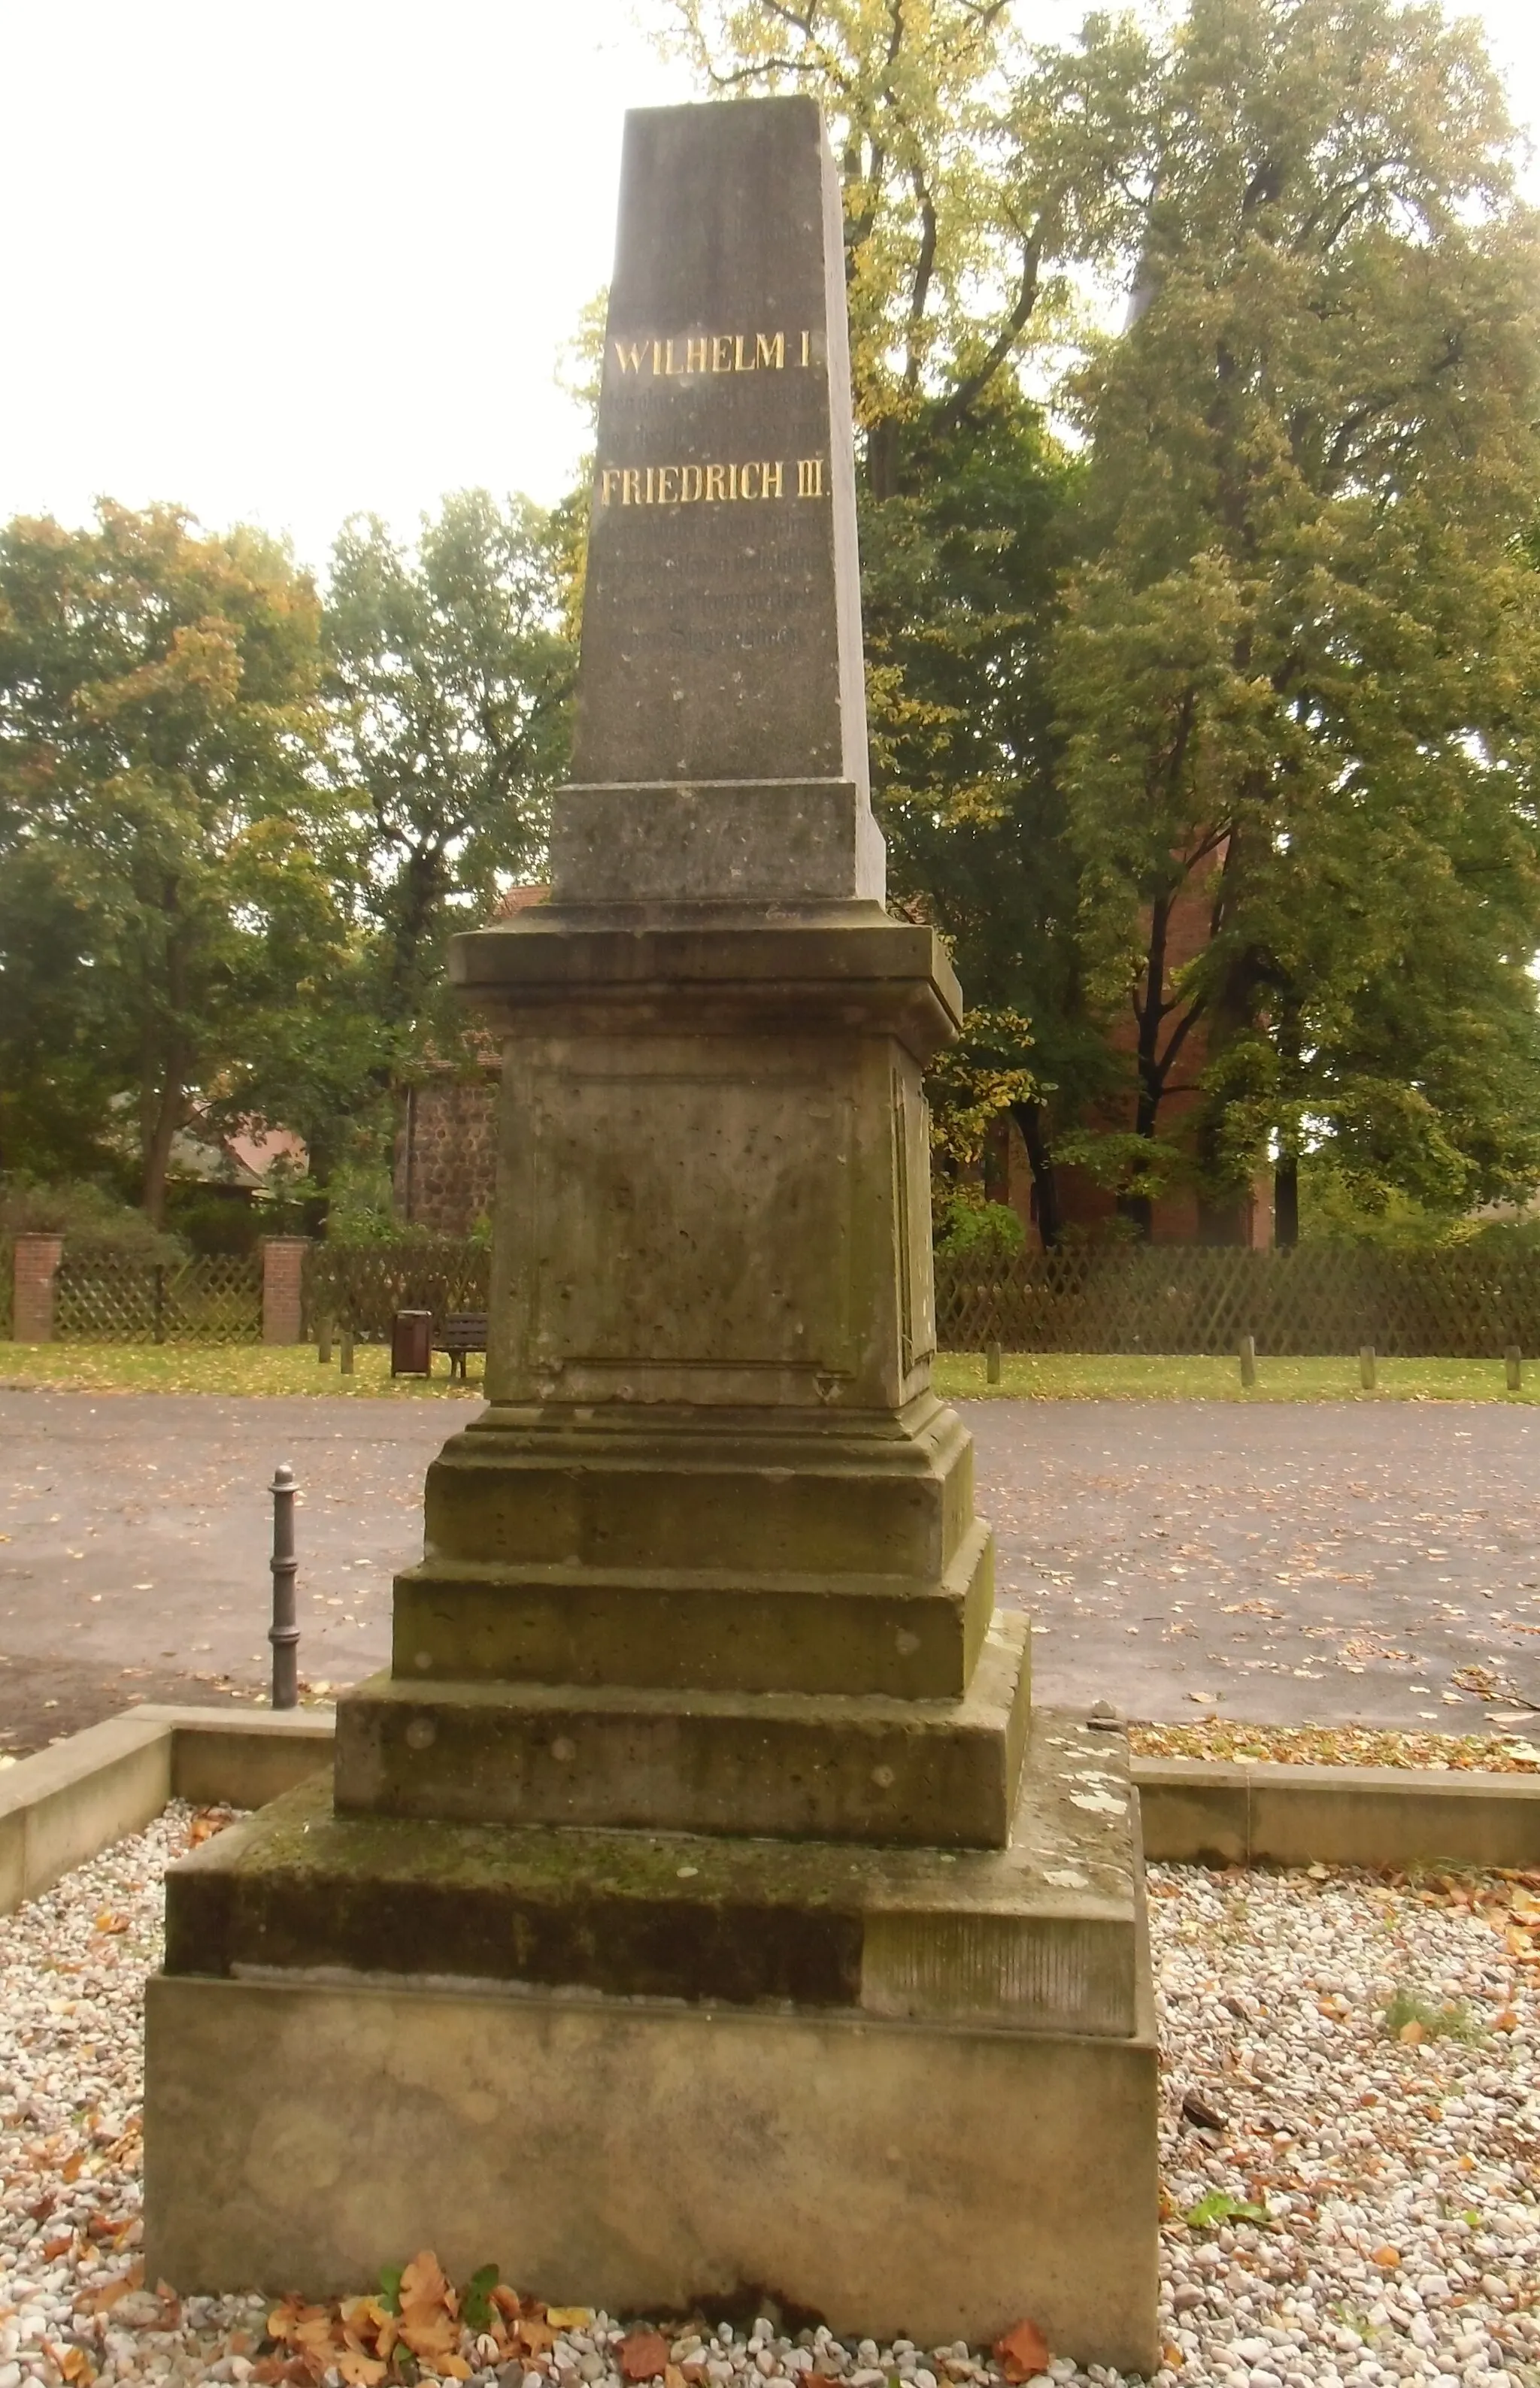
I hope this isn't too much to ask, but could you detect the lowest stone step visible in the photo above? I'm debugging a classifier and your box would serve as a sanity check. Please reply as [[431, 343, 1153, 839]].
[[165, 1705, 1141, 2033]]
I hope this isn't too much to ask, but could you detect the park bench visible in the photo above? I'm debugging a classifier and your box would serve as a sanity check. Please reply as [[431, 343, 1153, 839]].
[[434, 1310, 489, 1380]]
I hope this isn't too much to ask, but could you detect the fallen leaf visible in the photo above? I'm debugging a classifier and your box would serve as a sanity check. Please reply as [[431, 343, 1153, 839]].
[[620, 2331, 672, 2383], [337, 2359, 387, 2388], [994, 2317, 1051, 2381], [1493, 2007, 1519, 2031], [79, 2262, 143, 2316], [1180, 2090, 1225, 2132], [399, 2250, 453, 2316], [1373, 2246, 1402, 2268], [41, 2233, 74, 2261], [94, 1914, 129, 1935], [1398, 2020, 1426, 2044], [547, 2309, 593, 2330]]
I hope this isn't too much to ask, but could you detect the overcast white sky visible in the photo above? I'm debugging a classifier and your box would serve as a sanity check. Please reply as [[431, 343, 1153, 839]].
[[4, 0, 1537, 579]]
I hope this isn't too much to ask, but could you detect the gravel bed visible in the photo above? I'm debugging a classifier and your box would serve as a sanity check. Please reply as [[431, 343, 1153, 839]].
[[0, 1814, 1535, 2388]]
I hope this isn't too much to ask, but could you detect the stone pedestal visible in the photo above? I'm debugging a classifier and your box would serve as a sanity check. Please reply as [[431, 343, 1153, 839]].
[[144, 93, 1157, 2365]]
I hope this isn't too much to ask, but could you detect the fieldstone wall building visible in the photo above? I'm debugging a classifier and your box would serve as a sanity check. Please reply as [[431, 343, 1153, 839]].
[[393, 1066, 500, 1234], [391, 888, 549, 1234]]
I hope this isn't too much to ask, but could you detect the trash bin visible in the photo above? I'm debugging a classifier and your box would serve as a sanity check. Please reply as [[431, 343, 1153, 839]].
[[391, 1308, 433, 1377]]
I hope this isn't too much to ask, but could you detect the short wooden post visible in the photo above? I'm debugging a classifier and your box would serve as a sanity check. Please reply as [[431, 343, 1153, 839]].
[[340, 1326, 355, 1376], [1505, 1344, 1523, 1392], [1238, 1333, 1257, 1389], [317, 1315, 332, 1365], [986, 1339, 1002, 1386], [1359, 1344, 1375, 1391]]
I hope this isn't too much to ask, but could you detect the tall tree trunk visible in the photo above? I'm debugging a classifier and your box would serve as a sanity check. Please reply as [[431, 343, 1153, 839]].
[[1012, 1100, 1063, 1250], [141, 1075, 184, 1228], [1274, 1155, 1299, 1248]]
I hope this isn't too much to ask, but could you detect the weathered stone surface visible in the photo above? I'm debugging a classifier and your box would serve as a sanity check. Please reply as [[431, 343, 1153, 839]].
[[144, 1960, 1159, 2367], [165, 1711, 1140, 2032], [393, 1518, 993, 1701], [422, 1399, 975, 1594], [335, 1615, 1030, 1847], [568, 96, 875, 906]]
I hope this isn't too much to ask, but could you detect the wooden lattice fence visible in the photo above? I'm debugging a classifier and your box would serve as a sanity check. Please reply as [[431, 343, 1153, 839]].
[[933, 1244, 1540, 1358], [53, 1252, 262, 1344], [307, 1241, 491, 1342]]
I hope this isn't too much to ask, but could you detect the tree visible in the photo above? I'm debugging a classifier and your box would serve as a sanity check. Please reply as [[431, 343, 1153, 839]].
[[677, 0, 1540, 1243], [1054, 0, 1540, 1235], [323, 491, 574, 1058], [669, 2, 1154, 1235], [0, 502, 341, 1222]]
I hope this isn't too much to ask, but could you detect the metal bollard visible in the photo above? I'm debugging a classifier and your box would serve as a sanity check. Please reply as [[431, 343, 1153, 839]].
[[1360, 1344, 1376, 1392], [317, 1315, 332, 1365], [1506, 1344, 1523, 1393], [986, 1339, 1002, 1386], [1238, 1334, 1257, 1389], [269, 1463, 299, 1710]]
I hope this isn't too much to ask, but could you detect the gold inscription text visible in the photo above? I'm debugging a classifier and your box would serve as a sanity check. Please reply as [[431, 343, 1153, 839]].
[[612, 330, 810, 378], [598, 459, 829, 507]]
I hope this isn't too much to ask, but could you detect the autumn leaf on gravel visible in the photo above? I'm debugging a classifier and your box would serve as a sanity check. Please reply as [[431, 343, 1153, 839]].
[[397, 2248, 461, 2362], [547, 2308, 593, 2329], [993, 2318, 1051, 2380], [620, 2329, 672, 2381], [77, 2261, 142, 2314], [336, 2357, 387, 2388], [94, 1913, 129, 1935]]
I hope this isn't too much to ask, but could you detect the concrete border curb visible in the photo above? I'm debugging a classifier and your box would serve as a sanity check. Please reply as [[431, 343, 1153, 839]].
[[0, 1705, 333, 1915], [0, 1708, 1535, 1917], [1135, 1753, 1540, 1871]]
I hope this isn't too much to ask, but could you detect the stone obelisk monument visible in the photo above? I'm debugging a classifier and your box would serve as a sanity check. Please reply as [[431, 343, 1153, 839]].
[[146, 98, 1157, 2368]]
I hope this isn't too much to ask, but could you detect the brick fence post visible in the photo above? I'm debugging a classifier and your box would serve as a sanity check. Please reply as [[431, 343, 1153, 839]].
[[13, 1234, 64, 1342], [261, 1237, 310, 1346]]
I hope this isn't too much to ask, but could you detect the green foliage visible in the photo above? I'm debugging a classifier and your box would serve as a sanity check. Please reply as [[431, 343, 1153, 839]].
[[0, 502, 339, 1223], [684, 0, 1540, 1240], [1381, 1987, 1482, 2043], [459, 2266, 499, 2333], [1054, 0, 1540, 1223], [0, 1174, 185, 1261], [323, 491, 573, 1047], [935, 1196, 1026, 1256], [1297, 1159, 1475, 1252], [1184, 2190, 1270, 2230]]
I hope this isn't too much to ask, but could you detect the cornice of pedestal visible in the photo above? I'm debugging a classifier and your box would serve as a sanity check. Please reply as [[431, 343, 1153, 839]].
[[450, 901, 963, 1061]]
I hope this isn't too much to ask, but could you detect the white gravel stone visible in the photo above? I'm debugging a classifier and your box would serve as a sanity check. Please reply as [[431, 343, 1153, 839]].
[[2, 1815, 1536, 2385]]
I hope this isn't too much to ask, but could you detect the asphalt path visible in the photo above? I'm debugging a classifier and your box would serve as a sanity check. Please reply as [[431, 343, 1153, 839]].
[[2, 1387, 1537, 1753]]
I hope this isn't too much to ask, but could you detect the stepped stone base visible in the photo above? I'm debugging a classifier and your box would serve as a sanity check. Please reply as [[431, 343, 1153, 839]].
[[145, 1899, 1157, 2369], [166, 1708, 1138, 2029], [333, 1615, 1029, 1846]]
